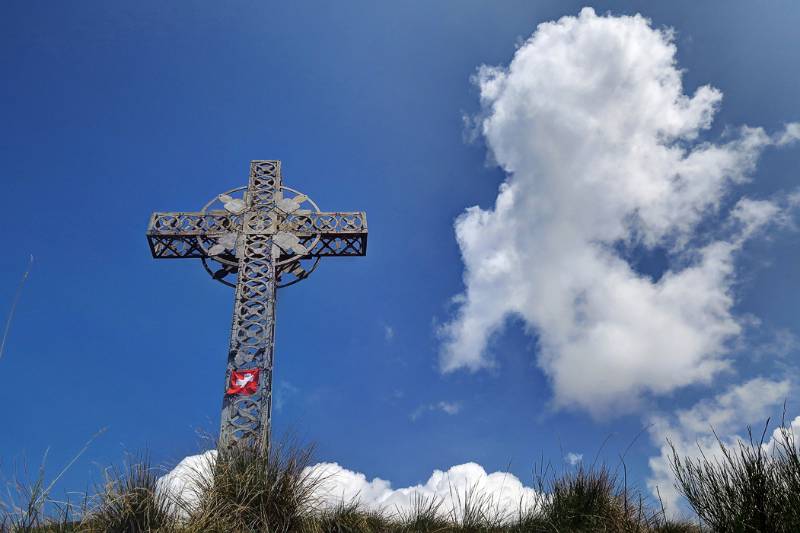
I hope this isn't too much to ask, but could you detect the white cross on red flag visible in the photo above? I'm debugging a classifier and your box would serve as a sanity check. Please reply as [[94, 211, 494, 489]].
[[226, 369, 260, 395]]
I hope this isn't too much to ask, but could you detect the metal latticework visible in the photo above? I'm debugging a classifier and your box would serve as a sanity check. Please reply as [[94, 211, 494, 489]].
[[146, 160, 367, 451]]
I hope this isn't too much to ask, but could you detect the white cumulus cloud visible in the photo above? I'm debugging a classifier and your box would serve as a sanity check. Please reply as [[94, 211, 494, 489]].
[[159, 453, 539, 521], [440, 7, 799, 416], [310, 461, 537, 519], [157, 450, 218, 514]]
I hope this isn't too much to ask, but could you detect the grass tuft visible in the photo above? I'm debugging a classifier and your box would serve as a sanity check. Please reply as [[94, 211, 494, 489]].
[[182, 440, 320, 532], [670, 415, 800, 532], [82, 454, 174, 532]]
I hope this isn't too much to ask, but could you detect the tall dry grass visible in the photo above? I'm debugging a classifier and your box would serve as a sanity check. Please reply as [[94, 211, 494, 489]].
[[1, 436, 707, 532], [670, 416, 800, 532]]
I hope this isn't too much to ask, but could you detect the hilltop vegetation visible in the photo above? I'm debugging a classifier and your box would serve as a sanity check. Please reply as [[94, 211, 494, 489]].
[[3, 418, 800, 532]]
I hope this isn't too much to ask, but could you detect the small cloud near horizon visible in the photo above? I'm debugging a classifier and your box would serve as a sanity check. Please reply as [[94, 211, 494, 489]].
[[411, 400, 462, 421], [564, 452, 583, 466]]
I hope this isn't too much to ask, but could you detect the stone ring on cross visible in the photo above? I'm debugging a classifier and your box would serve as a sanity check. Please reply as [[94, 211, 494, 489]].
[[198, 185, 324, 288]]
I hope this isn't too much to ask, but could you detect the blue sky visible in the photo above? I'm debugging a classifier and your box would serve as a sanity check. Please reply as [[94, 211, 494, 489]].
[[2, 0, 800, 513]]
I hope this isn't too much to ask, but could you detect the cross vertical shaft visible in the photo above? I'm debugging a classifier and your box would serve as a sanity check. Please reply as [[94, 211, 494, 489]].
[[219, 161, 281, 450]]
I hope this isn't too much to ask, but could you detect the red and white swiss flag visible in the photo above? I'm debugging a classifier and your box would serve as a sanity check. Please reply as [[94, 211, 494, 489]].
[[226, 368, 260, 395]]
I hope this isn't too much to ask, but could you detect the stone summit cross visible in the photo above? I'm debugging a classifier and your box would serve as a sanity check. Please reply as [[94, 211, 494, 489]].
[[147, 160, 367, 450]]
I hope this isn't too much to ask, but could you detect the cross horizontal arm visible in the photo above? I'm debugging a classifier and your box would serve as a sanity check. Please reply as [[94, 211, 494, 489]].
[[147, 211, 236, 259], [146, 210, 367, 259], [279, 211, 368, 257]]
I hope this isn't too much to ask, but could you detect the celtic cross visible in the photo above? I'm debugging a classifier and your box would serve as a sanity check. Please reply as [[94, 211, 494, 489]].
[[147, 160, 367, 450]]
